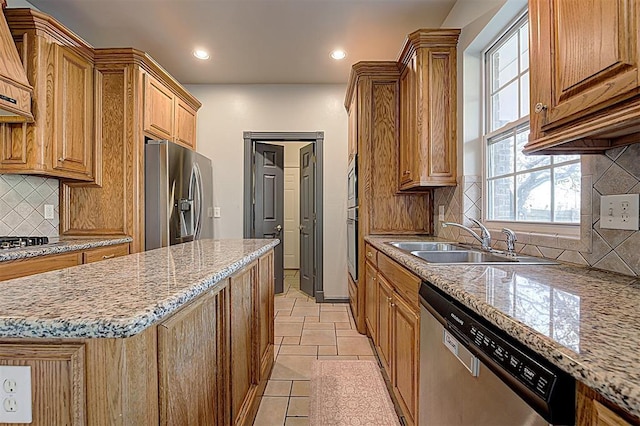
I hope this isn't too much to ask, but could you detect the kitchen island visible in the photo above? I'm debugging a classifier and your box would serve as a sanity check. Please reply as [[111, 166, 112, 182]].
[[0, 238, 278, 425], [366, 235, 640, 425]]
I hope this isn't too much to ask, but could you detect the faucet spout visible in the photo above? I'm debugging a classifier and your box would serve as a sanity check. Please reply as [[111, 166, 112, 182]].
[[442, 218, 492, 251]]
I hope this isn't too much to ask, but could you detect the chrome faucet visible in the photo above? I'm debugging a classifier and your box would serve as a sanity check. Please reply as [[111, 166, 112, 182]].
[[502, 228, 517, 256], [442, 218, 492, 251]]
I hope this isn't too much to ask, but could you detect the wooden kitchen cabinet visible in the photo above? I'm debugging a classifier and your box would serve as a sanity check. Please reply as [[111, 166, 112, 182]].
[[347, 94, 357, 160], [576, 381, 639, 426], [0, 242, 130, 281], [258, 250, 275, 382], [397, 29, 459, 190], [376, 273, 393, 374], [364, 256, 378, 341], [526, 0, 640, 154], [345, 62, 432, 333], [144, 72, 198, 150], [1, 9, 97, 181], [391, 292, 419, 425]]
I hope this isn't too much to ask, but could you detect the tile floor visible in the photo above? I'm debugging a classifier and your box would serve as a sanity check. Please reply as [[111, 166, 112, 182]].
[[253, 270, 378, 425]]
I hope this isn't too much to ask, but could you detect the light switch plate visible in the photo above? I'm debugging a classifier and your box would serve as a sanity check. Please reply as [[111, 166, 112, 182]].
[[213, 207, 221, 218], [600, 194, 639, 230], [0, 366, 32, 423]]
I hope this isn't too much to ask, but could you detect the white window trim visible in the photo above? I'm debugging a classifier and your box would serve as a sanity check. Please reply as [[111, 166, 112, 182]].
[[480, 11, 580, 238]]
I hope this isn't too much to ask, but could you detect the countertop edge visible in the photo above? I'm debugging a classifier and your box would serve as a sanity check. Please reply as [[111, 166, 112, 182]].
[[0, 237, 134, 262], [365, 236, 640, 419], [0, 240, 279, 339]]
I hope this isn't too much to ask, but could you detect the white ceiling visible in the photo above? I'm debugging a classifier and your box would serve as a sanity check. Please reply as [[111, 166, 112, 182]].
[[23, 0, 457, 84]]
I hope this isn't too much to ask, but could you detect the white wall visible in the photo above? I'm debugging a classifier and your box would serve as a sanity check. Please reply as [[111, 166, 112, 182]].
[[186, 84, 349, 299]]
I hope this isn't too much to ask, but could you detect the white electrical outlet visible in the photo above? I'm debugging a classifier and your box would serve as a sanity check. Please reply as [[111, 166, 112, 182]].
[[0, 366, 31, 423], [213, 207, 221, 218], [438, 205, 445, 222], [43, 204, 54, 220], [600, 194, 640, 231]]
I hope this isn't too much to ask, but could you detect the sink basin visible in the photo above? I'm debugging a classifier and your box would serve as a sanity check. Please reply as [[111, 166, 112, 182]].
[[388, 241, 464, 251], [410, 250, 557, 265], [411, 250, 515, 264]]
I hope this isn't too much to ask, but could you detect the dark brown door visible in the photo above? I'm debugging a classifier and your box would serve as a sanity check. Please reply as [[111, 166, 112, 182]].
[[299, 143, 315, 297], [255, 143, 284, 293]]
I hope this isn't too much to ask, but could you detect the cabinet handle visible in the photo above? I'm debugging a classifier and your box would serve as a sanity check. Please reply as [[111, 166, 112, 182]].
[[373, 277, 376, 281], [390, 303, 396, 307], [387, 297, 392, 302], [404, 170, 410, 175], [102, 254, 116, 260], [534, 103, 547, 114], [367, 252, 373, 258], [58, 157, 64, 162]]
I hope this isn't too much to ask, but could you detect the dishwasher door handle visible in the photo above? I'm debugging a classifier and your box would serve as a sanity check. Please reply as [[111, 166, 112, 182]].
[[443, 329, 480, 377]]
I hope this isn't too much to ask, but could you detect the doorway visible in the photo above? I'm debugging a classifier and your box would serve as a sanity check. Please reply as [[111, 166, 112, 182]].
[[243, 131, 324, 301]]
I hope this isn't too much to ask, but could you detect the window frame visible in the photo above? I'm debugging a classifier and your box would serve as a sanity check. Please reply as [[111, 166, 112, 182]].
[[481, 10, 580, 236]]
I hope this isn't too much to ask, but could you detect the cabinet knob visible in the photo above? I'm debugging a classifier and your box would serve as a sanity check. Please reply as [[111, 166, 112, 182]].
[[390, 303, 396, 308], [387, 297, 392, 302], [367, 252, 373, 258], [404, 170, 410, 175], [373, 277, 376, 281], [58, 157, 64, 162], [534, 103, 547, 114]]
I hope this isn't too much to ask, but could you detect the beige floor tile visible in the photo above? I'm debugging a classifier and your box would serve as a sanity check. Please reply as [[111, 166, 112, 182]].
[[276, 310, 293, 316], [264, 380, 292, 396], [270, 356, 316, 380], [275, 299, 296, 309], [336, 329, 362, 336], [274, 336, 284, 345], [292, 301, 319, 309], [300, 329, 336, 346], [291, 381, 310, 397], [302, 322, 334, 330], [276, 315, 305, 323], [319, 311, 351, 323], [303, 316, 319, 323], [334, 322, 352, 330], [287, 397, 309, 417], [318, 355, 359, 360], [285, 417, 309, 426], [317, 346, 337, 356], [290, 306, 320, 317], [337, 336, 374, 356], [320, 304, 347, 312], [254, 396, 288, 425], [275, 323, 303, 337], [282, 336, 301, 345], [278, 345, 318, 356], [358, 356, 378, 362]]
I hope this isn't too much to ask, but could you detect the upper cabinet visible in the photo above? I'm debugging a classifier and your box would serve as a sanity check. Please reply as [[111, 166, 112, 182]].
[[144, 72, 198, 150], [398, 29, 459, 190], [526, 0, 640, 154], [0, 9, 96, 181]]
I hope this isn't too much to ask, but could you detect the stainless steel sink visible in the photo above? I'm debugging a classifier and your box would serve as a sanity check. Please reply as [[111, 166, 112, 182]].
[[410, 250, 557, 265], [388, 241, 464, 251]]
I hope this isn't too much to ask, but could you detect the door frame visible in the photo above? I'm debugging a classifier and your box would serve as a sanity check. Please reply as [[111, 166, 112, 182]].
[[243, 131, 324, 302]]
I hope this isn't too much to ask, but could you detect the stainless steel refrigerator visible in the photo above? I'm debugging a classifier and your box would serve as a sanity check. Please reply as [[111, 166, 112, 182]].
[[144, 139, 214, 250]]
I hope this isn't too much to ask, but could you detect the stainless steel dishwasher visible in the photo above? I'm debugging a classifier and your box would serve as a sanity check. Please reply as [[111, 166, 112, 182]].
[[419, 281, 575, 425]]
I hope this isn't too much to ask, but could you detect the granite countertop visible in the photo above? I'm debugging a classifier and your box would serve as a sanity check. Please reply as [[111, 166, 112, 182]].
[[0, 239, 278, 339], [0, 236, 134, 262], [366, 235, 640, 418]]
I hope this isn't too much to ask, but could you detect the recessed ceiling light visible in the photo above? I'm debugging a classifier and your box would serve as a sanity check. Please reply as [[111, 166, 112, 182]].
[[331, 50, 347, 60], [193, 49, 210, 60]]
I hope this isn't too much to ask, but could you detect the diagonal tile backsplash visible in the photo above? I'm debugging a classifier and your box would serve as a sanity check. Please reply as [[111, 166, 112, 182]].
[[0, 175, 59, 237], [433, 144, 640, 277]]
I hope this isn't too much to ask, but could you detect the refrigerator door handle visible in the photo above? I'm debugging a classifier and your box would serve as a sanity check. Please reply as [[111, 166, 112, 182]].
[[192, 162, 204, 239]]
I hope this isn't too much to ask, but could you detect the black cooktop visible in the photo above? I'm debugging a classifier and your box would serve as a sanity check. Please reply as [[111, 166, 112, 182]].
[[0, 236, 49, 250]]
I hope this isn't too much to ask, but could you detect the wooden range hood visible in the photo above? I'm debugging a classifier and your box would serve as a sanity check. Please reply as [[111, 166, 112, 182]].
[[0, 0, 33, 122]]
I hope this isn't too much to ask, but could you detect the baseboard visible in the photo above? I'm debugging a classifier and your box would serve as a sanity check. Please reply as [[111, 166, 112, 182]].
[[315, 291, 349, 304]]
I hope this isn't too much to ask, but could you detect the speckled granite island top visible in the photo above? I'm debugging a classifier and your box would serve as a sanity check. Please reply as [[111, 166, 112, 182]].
[[0, 236, 134, 262], [0, 239, 278, 339], [366, 235, 640, 418]]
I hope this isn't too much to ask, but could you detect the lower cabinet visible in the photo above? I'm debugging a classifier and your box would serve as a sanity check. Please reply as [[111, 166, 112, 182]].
[[368, 250, 421, 426], [364, 260, 378, 341]]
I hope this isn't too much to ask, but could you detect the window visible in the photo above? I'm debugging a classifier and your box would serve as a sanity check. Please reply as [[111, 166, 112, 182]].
[[484, 14, 581, 224]]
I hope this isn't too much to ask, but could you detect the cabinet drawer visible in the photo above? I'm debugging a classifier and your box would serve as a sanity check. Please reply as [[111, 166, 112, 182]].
[[83, 244, 129, 264], [0, 252, 81, 281], [365, 243, 378, 267], [378, 253, 420, 309]]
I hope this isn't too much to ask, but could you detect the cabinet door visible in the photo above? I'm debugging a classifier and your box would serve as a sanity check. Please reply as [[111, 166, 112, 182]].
[[376, 274, 393, 374], [392, 293, 419, 425], [364, 261, 378, 343], [399, 55, 417, 187], [348, 94, 357, 160], [53, 45, 94, 178], [258, 250, 274, 381], [174, 98, 197, 149], [531, 0, 639, 132], [144, 73, 174, 140], [592, 400, 633, 426], [230, 262, 259, 425], [158, 289, 220, 425]]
